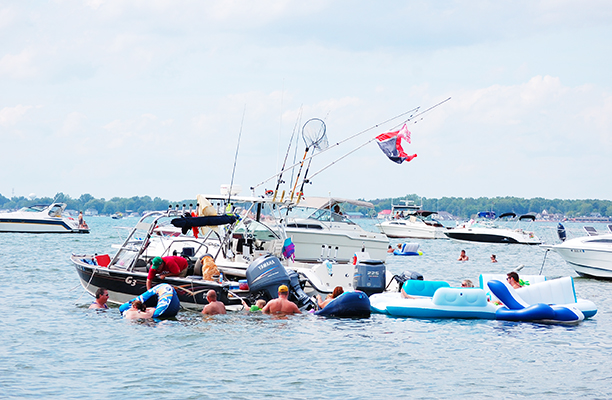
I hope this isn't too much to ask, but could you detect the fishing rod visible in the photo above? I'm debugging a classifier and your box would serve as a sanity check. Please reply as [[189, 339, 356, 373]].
[[272, 108, 302, 202], [305, 97, 451, 184], [289, 118, 328, 202], [250, 105, 421, 192], [227, 105, 246, 208]]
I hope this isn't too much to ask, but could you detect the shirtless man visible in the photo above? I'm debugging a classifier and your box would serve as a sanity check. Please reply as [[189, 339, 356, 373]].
[[123, 300, 155, 319], [89, 288, 109, 309], [458, 250, 469, 261], [262, 285, 301, 314], [202, 290, 226, 315]]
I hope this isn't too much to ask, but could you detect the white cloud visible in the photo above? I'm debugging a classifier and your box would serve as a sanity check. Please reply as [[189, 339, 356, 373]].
[[0, 105, 32, 126], [0, 49, 37, 79]]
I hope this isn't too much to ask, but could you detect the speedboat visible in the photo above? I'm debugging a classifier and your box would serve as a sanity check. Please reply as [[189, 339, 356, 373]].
[[282, 196, 389, 263], [444, 212, 540, 245], [0, 203, 89, 233], [72, 197, 396, 310], [543, 225, 612, 278], [376, 201, 447, 239]]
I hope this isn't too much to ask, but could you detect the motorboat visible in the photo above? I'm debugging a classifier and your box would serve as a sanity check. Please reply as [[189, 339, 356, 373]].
[[72, 198, 397, 310], [543, 225, 612, 279], [111, 212, 123, 219], [282, 196, 389, 263], [0, 203, 89, 233], [444, 212, 541, 245], [376, 201, 447, 239]]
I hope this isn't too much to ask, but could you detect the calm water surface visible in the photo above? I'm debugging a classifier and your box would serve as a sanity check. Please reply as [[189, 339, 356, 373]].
[[1, 218, 611, 399]]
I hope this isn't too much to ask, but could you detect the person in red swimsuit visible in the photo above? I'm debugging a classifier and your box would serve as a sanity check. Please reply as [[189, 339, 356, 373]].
[[146, 256, 188, 290]]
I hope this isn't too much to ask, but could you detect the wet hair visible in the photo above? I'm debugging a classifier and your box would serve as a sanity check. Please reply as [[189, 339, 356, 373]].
[[132, 300, 147, 312], [461, 279, 474, 288], [95, 287, 108, 299], [507, 271, 519, 283], [332, 286, 344, 299]]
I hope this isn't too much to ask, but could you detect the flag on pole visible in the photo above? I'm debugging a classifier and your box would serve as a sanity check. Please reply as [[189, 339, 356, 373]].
[[375, 124, 417, 164]]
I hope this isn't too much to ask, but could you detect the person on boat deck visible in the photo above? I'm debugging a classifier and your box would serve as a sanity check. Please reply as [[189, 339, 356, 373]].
[[506, 272, 523, 289], [78, 211, 89, 229], [146, 256, 188, 290], [458, 250, 469, 261], [491, 254, 498, 263], [316, 286, 344, 309], [202, 290, 227, 315], [89, 287, 109, 309], [461, 279, 474, 288], [241, 298, 267, 312], [332, 204, 343, 221], [262, 285, 301, 314], [123, 300, 155, 319]]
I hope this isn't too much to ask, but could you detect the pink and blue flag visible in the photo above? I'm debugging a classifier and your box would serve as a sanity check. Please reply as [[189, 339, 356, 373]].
[[375, 124, 417, 164]]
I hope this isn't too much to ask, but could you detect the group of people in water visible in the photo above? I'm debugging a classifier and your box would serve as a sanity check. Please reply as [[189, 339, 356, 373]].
[[457, 250, 498, 263]]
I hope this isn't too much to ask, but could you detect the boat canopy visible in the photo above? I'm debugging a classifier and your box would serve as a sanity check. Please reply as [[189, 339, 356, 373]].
[[477, 211, 496, 219], [498, 212, 517, 219], [416, 210, 438, 218], [518, 214, 536, 221], [297, 196, 374, 210]]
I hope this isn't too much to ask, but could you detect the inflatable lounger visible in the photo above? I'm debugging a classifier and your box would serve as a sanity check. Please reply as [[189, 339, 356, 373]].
[[487, 277, 597, 323], [315, 291, 371, 318], [393, 243, 423, 256], [479, 274, 546, 303], [371, 287, 498, 319], [119, 283, 180, 319]]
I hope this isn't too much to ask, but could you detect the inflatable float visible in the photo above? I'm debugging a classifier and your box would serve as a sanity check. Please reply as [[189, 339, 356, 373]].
[[393, 243, 423, 256], [315, 291, 371, 318], [370, 276, 597, 324], [119, 283, 180, 319]]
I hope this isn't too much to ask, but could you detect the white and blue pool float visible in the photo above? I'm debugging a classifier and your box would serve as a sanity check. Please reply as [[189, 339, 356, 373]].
[[315, 291, 371, 318], [393, 243, 423, 256], [119, 283, 180, 319], [370, 276, 597, 324]]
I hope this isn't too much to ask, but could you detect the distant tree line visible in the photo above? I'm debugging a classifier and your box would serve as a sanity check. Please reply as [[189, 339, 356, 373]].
[[0, 192, 193, 215], [349, 194, 612, 219], [2, 192, 611, 219]]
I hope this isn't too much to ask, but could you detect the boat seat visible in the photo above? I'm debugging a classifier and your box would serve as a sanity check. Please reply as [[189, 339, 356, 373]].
[[403, 280, 450, 297], [584, 226, 598, 236]]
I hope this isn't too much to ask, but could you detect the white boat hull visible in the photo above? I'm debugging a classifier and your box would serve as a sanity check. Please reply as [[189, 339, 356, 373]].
[[444, 226, 541, 245], [377, 220, 447, 239], [285, 227, 389, 263], [549, 235, 612, 278]]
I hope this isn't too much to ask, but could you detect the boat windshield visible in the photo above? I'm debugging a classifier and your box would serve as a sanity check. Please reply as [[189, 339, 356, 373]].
[[19, 205, 47, 212]]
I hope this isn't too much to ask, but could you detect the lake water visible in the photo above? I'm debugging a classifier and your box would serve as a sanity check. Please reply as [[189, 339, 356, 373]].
[[1, 218, 611, 399]]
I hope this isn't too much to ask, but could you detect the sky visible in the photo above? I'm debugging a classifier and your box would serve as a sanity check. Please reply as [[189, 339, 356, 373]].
[[1, 1, 612, 202]]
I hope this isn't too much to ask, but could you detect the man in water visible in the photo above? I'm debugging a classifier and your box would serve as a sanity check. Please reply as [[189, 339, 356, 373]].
[[202, 290, 226, 315], [89, 287, 109, 309], [458, 250, 469, 261], [262, 285, 301, 314], [506, 272, 523, 289], [146, 256, 188, 290]]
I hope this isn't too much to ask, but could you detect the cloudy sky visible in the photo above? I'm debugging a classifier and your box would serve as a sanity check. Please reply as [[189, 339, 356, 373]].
[[2, 1, 611, 202]]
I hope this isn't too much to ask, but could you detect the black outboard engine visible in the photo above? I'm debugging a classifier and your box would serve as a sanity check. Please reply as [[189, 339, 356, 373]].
[[246, 254, 314, 310], [353, 259, 386, 296], [557, 223, 567, 242], [391, 270, 424, 292]]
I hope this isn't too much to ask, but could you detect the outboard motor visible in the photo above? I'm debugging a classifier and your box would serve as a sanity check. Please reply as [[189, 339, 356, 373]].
[[246, 254, 290, 301], [353, 259, 387, 296], [557, 223, 567, 242], [246, 254, 314, 310], [391, 270, 424, 292]]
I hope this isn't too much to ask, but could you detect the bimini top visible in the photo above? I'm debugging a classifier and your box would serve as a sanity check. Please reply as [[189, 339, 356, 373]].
[[297, 196, 374, 210], [498, 212, 517, 219]]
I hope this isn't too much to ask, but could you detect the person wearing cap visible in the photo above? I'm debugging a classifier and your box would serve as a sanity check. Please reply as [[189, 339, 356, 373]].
[[146, 256, 188, 290], [202, 290, 226, 315], [262, 284, 301, 314]]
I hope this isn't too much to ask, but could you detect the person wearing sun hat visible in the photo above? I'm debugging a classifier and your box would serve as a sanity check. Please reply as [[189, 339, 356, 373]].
[[262, 284, 301, 314], [146, 256, 188, 290]]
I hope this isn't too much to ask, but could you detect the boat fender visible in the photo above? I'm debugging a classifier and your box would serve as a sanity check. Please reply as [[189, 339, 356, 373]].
[[314, 291, 371, 318], [119, 283, 180, 319]]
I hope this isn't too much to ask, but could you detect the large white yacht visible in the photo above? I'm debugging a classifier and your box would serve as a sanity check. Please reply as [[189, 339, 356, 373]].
[[376, 201, 447, 239], [444, 212, 541, 245], [0, 203, 89, 233], [544, 225, 612, 278], [283, 196, 389, 263]]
